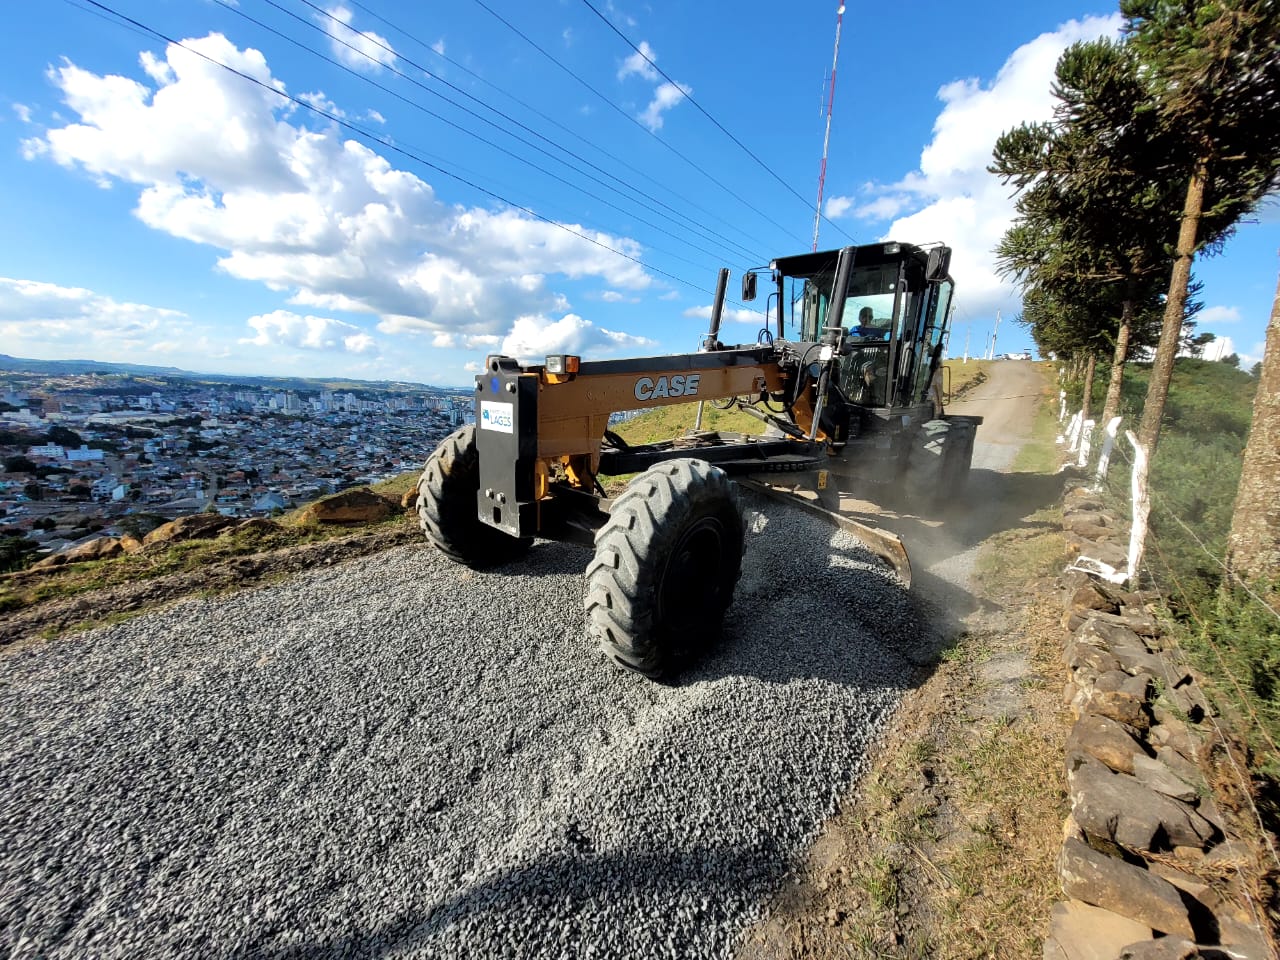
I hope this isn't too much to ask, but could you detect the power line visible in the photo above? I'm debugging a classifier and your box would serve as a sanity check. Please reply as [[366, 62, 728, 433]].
[[222, 0, 753, 274], [579, 0, 857, 248], [469, 0, 810, 250], [71, 0, 725, 303], [338, 0, 777, 264], [284, 0, 766, 268]]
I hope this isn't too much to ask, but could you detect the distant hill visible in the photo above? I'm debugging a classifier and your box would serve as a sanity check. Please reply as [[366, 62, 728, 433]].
[[0, 354, 468, 395], [0, 354, 187, 377]]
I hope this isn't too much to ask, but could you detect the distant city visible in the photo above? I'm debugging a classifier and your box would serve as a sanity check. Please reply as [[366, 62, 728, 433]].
[[0, 360, 473, 561]]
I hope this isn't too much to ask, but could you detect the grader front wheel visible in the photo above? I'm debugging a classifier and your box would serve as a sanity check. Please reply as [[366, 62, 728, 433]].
[[584, 459, 746, 679], [417, 424, 531, 568]]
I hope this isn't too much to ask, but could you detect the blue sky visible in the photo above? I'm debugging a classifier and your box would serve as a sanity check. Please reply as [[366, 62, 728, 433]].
[[1, 0, 1275, 386]]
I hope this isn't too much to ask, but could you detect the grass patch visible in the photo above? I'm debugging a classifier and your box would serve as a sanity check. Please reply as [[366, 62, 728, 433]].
[[1012, 384, 1062, 475], [854, 853, 900, 912], [0, 512, 410, 617], [943, 359, 996, 400], [610, 400, 767, 445], [975, 505, 1064, 589], [370, 469, 420, 502]]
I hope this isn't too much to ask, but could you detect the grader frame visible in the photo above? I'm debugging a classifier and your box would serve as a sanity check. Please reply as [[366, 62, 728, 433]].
[[417, 241, 979, 677]]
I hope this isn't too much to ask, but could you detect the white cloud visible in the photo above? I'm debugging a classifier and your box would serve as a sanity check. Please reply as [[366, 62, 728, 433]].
[[605, 1, 638, 29], [1199, 305, 1242, 325], [13, 103, 32, 123], [639, 81, 691, 132], [316, 6, 396, 72], [826, 192, 914, 221], [615, 40, 690, 131], [852, 15, 1124, 323], [241, 309, 378, 353], [298, 90, 344, 118], [29, 33, 656, 352], [618, 40, 658, 82], [683, 304, 771, 327], [0, 276, 193, 356], [1191, 334, 1263, 369], [825, 196, 853, 218], [597, 289, 640, 303], [499, 313, 654, 361], [431, 39, 446, 57], [463, 360, 481, 373]]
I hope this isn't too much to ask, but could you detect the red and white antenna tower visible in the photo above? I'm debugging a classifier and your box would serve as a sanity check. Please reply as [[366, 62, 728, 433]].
[[812, 3, 846, 252]]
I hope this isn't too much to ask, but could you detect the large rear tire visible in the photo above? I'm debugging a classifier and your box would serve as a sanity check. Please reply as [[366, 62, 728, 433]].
[[903, 419, 951, 508], [417, 424, 531, 568], [584, 459, 746, 679], [942, 418, 977, 498]]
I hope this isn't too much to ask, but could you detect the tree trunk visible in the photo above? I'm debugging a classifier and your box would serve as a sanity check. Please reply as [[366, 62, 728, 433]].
[[1081, 352, 1097, 422], [1101, 285, 1134, 425], [1226, 268, 1280, 589], [1137, 159, 1207, 455]]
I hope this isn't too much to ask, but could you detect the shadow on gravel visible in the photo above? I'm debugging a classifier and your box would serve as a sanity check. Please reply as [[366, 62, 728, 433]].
[[226, 841, 789, 959], [493, 541, 592, 578]]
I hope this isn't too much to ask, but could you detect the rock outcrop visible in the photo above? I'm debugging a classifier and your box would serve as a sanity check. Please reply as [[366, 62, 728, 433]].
[[298, 487, 397, 525], [142, 513, 238, 548]]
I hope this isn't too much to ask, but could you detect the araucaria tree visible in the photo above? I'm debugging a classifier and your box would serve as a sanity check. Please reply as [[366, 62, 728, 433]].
[[1122, 0, 1280, 455], [991, 38, 1185, 425]]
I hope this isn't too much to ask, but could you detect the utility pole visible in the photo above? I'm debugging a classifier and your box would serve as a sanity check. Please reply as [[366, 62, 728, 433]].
[[962, 324, 971, 363], [990, 309, 1003, 360]]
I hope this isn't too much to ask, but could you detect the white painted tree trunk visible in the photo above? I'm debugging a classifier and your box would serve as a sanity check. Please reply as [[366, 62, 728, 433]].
[[1094, 416, 1123, 485], [1127, 430, 1150, 585], [1077, 420, 1096, 468], [1066, 411, 1085, 452]]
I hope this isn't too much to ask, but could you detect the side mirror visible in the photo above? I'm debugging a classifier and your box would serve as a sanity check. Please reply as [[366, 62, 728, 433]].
[[741, 272, 757, 302], [926, 247, 951, 282]]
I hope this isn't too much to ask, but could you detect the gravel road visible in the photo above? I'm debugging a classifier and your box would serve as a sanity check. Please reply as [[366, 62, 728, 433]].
[[0, 493, 941, 959]]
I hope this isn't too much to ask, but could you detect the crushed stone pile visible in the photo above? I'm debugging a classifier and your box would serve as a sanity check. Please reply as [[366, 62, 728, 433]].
[[1, 493, 940, 959]]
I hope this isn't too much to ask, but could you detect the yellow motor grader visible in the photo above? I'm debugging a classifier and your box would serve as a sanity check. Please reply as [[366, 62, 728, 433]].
[[416, 241, 980, 677]]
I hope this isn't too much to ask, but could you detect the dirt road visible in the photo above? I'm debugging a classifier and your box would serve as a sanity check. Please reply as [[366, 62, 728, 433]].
[[833, 359, 1056, 621], [955, 359, 1052, 475]]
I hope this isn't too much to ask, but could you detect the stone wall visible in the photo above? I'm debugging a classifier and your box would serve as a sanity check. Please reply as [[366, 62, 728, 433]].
[[1043, 481, 1273, 960]]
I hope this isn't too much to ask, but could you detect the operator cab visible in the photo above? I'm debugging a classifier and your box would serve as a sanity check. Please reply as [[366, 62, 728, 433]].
[[767, 242, 954, 412]]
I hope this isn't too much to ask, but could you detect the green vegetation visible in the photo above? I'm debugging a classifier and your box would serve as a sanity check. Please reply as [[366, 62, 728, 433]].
[[1085, 358, 1256, 610], [610, 400, 767, 445], [1080, 357, 1279, 795], [942, 358, 994, 400], [0, 500, 411, 619], [370, 469, 422, 503], [0, 535, 39, 574]]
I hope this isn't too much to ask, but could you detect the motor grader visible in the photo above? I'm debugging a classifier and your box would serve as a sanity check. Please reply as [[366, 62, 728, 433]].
[[415, 241, 981, 677]]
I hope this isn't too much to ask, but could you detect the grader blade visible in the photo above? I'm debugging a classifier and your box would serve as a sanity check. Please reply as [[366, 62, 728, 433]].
[[738, 477, 913, 588]]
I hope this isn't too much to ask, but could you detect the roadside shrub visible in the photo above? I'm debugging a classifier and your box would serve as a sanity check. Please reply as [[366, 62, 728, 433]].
[[1183, 580, 1280, 783], [0, 535, 38, 573]]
